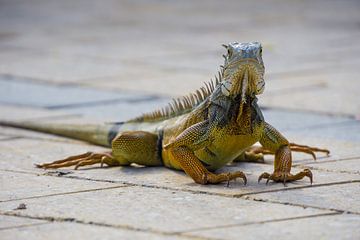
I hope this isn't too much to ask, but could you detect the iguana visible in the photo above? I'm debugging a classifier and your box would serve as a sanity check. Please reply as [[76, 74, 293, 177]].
[[0, 42, 329, 185]]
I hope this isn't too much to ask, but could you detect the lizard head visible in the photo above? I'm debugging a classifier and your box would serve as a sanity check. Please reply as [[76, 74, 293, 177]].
[[221, 42, 265, 101]]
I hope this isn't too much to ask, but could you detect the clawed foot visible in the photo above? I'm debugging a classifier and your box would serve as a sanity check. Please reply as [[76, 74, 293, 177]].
[[35, 152, 117, 169], [258, 169, 313, 186], [202, 171, 247, 186]]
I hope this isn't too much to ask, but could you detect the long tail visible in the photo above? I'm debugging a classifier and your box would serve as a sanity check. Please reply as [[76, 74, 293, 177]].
[[0, 120, 122, 147]]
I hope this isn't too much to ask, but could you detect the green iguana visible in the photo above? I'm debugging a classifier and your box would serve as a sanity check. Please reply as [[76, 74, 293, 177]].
[[0, 42, 329, 185]]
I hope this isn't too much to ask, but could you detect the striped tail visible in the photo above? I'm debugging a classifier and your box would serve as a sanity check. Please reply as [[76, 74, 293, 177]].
[[0, 120, 123, 147]]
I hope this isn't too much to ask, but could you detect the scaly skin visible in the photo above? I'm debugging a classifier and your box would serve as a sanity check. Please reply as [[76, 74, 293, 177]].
[[0, 42, 330, 185]]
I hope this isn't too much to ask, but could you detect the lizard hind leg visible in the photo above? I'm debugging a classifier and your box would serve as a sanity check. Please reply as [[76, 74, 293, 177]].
[[36, 130, 162, 170], [36, 152, 119, 169], [111, 131, 162, 167], [232, 147, 266, 163]]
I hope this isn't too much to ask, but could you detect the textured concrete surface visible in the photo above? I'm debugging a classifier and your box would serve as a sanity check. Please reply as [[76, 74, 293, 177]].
[[0, 0, 360, 239]]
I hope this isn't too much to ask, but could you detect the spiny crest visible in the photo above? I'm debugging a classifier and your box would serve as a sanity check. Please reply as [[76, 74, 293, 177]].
[[128, 69, 224, 123]]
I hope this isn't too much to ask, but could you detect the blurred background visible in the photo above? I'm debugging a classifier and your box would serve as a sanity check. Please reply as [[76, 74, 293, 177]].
[[0, 0, 359, 121]]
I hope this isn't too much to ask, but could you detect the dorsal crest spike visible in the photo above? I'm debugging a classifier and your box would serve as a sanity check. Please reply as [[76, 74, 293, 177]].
[[127, 69, 225, 122]]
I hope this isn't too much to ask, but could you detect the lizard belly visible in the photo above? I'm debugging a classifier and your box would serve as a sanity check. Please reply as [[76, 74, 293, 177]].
[[195, 127, 262, 171]]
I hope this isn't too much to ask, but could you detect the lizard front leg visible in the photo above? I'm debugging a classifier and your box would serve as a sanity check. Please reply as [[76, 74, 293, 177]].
[[170, 146, 246, 185], [164, 121, 247, 185], [258, 122, 313, 185]]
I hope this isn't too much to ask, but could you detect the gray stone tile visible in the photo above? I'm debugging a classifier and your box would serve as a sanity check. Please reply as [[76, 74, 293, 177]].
[[0, 49, 131, 83], [248, 182, 360, 214], [0, 222, 183, 240], [0, 77, 152, 108], [281, 132, 360, 162], [284, 122, 360, 144], [0, 215, 45, 230], [0, 0, 359, 238], [0, 186, 331, 233], [261, 70, 360, 117], [300, 158, 360, 175], [60, 97, 171, 122], [0, 171, 123, 202], [73, 162, 360, 195], [0, 138, 108, 172], [84, 70, 213, 97], [262, 109, 351, 133], [0, 104, 71, 121], [0, 135, 17, 141], [0, 137, 358, 196], [189, 213, 360, 240]]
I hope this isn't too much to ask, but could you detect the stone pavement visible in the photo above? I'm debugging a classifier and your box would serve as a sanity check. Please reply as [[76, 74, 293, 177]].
[[0, 0, 360, 239]]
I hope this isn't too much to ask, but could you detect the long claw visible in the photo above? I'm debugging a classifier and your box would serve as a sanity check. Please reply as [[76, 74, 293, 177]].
[[241, 173, 247, 186], [304, 169, 313, 185], [258, 172, 270, 183], [283, 174, 287, 187], [226, 172, 247, 186]]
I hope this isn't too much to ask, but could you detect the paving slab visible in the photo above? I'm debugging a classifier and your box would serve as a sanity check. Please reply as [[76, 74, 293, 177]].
[[0, 50, 131, 83], [0, 221, 184, 240], [84, 70, 213, 97], [0, 104, 73, 121], [64, 162, 360, 196], [0, 0, 359, 238], [262, 109, 352, 133], [0, 138, 108, 173], [280, 131, 360, 162], [287, 121, 360, 143], [59, 97, 171, 121], [248, 182, 360, 214], [0, 215, 46, 230], [0, 171, 124, 202], [0, 77, 153, 108], [298, 158, 360, 175], [188, 213, 360, 240], [0, 186, 331, 233], [0, 136, 359, 196], [261, 70, 360, 117], [0, 135, 18, 141]]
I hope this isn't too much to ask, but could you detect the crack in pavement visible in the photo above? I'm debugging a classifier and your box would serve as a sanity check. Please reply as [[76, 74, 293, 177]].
[[0, 185, 128, 203], [245, 195, 360, 215], [0, 211, 217, 240], [293, 156, 360, 166], [295, 164, 360, 175], [0, 221, 49, 231], [1, 168, 359, 213], [177, 212, 340, 234]]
